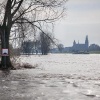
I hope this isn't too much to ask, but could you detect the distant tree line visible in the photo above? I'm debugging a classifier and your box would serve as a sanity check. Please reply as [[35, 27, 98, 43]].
[[88, 44, 100, 51]]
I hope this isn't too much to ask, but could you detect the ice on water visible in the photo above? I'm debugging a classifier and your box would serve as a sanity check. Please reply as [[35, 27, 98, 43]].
[[0, 54, 100, 100]]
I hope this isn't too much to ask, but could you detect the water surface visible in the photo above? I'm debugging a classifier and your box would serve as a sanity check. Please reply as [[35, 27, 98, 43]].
[[0, 54, 100, 100]]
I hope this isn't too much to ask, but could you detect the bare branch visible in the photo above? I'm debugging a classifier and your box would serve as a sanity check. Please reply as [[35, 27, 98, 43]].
[[11, 0, 23, 17]]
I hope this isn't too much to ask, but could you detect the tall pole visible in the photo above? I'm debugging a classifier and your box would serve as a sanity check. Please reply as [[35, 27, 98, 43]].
[[1, 27, 9, 69], [3, 29, 6, 68]]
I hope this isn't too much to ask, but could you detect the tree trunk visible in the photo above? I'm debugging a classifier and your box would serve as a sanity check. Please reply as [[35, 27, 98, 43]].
[[0, 27, 13, 69]]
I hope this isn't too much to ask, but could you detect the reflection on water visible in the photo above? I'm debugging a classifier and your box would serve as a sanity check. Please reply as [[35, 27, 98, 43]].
[[0, 54, 100, 100]]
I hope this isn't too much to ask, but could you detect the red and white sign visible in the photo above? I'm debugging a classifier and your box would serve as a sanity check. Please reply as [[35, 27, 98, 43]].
[[2, 49, 9, 56]]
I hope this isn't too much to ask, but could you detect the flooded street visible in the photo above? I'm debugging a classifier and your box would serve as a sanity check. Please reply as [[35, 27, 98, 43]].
[[0, 54, 100, 100]]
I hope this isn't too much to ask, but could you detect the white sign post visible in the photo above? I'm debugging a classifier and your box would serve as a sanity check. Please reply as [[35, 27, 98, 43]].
[[2, 49, 9, 56]]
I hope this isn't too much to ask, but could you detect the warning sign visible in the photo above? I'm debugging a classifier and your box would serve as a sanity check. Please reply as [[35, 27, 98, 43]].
[[2, 49, 9, 56]]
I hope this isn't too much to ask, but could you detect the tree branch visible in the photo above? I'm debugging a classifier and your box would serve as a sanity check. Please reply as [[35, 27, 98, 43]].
[[11, 0, 23, 17]]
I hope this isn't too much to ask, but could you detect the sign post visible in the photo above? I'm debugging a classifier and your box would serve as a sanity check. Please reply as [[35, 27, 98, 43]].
[[1, 49, 9, 68], [2, 49, 9, 56]]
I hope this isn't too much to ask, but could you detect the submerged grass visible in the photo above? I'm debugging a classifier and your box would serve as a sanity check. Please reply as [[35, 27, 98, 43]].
[[12, 63, 38, 70]]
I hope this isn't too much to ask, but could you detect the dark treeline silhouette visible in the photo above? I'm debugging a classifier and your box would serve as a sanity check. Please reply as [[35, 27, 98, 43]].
[[21, 32, 54, 55]]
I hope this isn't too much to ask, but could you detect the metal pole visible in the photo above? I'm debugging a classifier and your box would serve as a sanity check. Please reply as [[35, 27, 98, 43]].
[[3, 29, 6, 68]]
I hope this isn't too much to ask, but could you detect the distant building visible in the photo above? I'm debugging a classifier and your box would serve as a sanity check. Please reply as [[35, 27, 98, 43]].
[[50, 48, 60, 53], [50, 36, 89, 53], [71, 35, 89, 52], [63, 47, 72, 53], [50, 35, 100, 53]]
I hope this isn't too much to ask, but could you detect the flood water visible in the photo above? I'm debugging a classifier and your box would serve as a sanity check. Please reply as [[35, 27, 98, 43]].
[[0, 54, 100, 100]]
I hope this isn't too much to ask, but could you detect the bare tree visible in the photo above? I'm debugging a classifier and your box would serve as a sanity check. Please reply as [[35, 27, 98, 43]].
[[58, 44, 64, 53], [39, 32, 53, 55], [21, 40, 34, 54], [0, 0, 67, 69]]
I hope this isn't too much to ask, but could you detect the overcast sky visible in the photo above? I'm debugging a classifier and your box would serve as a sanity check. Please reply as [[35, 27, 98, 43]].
[[1, 0, 100, 47], [54, 0, 100, 47]]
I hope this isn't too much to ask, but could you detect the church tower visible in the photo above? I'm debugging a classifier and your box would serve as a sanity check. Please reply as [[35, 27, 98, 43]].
[[85, 35, 89, 48], [73, 40, 76, 46]]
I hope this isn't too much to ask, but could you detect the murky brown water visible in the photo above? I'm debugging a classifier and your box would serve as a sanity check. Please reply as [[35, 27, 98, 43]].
[[0, 54, 100, 100]]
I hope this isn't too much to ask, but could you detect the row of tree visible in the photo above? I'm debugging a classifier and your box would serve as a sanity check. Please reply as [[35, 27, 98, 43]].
[[21, 32, 55, 55]]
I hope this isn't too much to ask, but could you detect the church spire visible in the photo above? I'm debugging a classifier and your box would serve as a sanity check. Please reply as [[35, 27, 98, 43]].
[[85, 35, 89, 47], [73, 40, 76, 46]]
